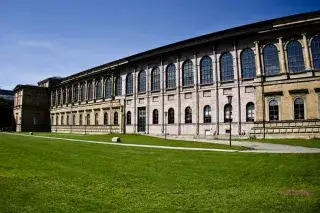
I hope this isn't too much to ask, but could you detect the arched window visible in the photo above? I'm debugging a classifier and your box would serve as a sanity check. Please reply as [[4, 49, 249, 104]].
[[269, 100, 279, 121], [51, 116, 53, 125], [52, 92, 56, 106], [185, 107, 192, 123], [81, 84, 86, 102], [203, 105, 211, 123], [287, 40, 305, 73], [294, 98, 304, 120], [246, 102, 255, 122], [220, 52, 234, 81], [138, 70, 146, 93], [79, 114, 82, 125], [166, 63, 176, 89], [73, 85, 78, 102], [56, 115, 58, 125], [168, 108, 174, 124], [95, 113, 99, 125], [263, 44, 280, 76], [114, 112, 119, 125], [115, 76, 122, 96], [127, 111, 131, 125], [61, 115, 64, 125], [87, 83, 93, 101], [200, 56, 213, 84], [311, 36, 320, 69], [151, 67, 160, 91], [241, 48, 256, 79], [86, 114, 91, 125], [72, 114, 76, 125], [182, 60, 194, 86], [105, 78, 112, 99], [126, 73, 133, 95], [96, 80, 102, 99], [57, 90, 61, 105], [224, 104, 232, 123], [62, 89, 66, 104], [68, 87, 72, 103], [104, 112, 108, 125], [153, 109, 159, 124], [66, 115, 69, 125]]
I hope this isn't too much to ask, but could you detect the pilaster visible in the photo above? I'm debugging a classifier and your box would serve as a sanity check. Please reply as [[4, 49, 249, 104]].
[[302, 33, 311, 70], [278, 37, 287, 74]]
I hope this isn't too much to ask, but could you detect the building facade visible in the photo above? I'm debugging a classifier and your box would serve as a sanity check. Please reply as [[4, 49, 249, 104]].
[[0, 89, 14, 130], [14, 11, 320, 138]]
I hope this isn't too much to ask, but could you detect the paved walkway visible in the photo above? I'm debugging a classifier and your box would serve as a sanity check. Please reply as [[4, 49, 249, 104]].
[[2, 132, 320, 153]]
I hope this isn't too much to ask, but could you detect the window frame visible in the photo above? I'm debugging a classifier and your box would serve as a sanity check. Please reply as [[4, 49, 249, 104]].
[[168, 108, 174, 124], [203, 105, 212, 123], [263, 44, 281, 76], [151, 67, 160, 91], [182, 60, 194, 87], [241, 48, 256, 79], [138, 70, 146, 93], [185, 106, 192, 124], [166, 63, 176, 89], [153, 109, 159, 124], [286, 40, 305, 73], [220, 52, 234, 81]]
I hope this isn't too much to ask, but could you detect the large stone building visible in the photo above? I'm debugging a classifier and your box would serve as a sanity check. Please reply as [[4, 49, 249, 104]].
[[0, 89, 14, 130], [14, 11, 320, 138]]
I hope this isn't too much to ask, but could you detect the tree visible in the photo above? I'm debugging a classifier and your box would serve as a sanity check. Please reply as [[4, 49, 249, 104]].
[[0, 97, 7, 106]]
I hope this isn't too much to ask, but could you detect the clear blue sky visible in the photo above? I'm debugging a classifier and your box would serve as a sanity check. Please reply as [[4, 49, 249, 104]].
[[0, 0, 319, 90]]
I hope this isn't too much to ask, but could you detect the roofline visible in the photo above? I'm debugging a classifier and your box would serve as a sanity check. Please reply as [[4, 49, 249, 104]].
[[60, 10, 320, 83], [13, 84, 48, 92]]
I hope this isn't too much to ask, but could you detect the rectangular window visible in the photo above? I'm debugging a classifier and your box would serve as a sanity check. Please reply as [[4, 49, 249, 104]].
[[203, 90, 211, 97]]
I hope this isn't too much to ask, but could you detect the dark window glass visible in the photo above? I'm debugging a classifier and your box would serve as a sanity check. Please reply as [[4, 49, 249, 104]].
[[57, 90, 61, 105], [287, 40, 305, 73], [115, 76, 122, 96], [311, 36, 320, 69], [96, 80, 102, 99], [153, 109, 159, 124], [241, 48, 256, 79], [114, 112, 118, 125], [88, 83, 93, 101], [182, 60, 194, 86], [73, 86, 78, 102], [224, 104, 232, 122], [220, 52, 234, 81], [185, 107, 192, 123], [56, 116, 59, 125], [52, 92, 56, 106], [269, 100, 279, 121], [126, 73, 133, 95], [138, 70, 146, 93], [200, 56, 213, 84], [66, 115, 69, 125], [203, 105, 211, 123], [79, 114, 82, 125], [72, 115, 76, 125], [246, 102, 255, 122], [263, 44, 280, 76], [104, 112, 108, 125], [105, 78, 112, 98], [86, 114, 90, 125], [127, 111, 131, 125], [95, 113, 99, 125], [166, 63, 176, 89], [151, 67, 160, 91], [68, 87, 72, 103], [168, 108, 174, 124], [81, 85, 86, 102], [62, 89, 66, 104], [294, 98, 304, 120], [61, 115, 64, 125]]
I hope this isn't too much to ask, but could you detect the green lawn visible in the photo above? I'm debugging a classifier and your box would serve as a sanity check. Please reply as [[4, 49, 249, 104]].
[[237, 138, 320, 149], [1, 134, 320, 212], [26, 132, 248, 150]]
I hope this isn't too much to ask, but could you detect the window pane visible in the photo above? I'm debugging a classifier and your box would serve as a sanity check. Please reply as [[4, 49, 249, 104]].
[[241, 48, 256, 79], [269, 100, 279, 121], [115, 76, 122, 96], [220, 52, 234, 81], [153, 109, 159, 124], [311, 36, 320, 69], [203, 105, 211, 123], [96, 80, 102, 99], [263, 44, 280, 76], [151, 67, 160, 91], [185, 107, 192, 123], [105, 78, 112, 98], [126, 73, 133, 95], [138, 70, 146, 93], [182, 60, 194, 86], [287, 40, 305, 73], [166, 64, 176, 89], [200, 56, 213, 84], [168, 108, 174, 124], [294, 98, 304, 120]]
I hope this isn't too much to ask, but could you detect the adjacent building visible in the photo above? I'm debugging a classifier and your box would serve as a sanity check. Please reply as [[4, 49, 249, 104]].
[[0, 89, 14, 130], [14, 11, 320, 138]]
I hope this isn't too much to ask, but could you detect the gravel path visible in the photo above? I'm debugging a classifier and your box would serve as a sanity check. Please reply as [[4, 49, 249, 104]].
[[2, 132, 320, 153]]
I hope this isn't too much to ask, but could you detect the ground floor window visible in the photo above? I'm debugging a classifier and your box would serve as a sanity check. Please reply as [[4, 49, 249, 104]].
[[294, 98, 304, 120], [269, 100, 279, 121], [114, 112, 118, 125]]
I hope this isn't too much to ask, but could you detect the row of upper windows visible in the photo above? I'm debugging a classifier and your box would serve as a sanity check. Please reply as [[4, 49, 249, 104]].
[[52, 36, 320, 102]]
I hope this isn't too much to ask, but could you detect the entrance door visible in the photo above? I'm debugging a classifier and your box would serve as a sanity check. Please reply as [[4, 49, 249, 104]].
[[138, 107, 146, 132]]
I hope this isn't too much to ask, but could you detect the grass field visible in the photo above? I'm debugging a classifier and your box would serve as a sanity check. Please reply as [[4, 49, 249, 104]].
[[23, 132, 248, 150], [237, 138, 320, 148], [1, 133, 320, 212]]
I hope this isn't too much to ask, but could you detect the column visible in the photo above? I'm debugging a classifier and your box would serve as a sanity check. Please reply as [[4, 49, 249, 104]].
[[302, 33, 311, 70], [78, 83, 81, 103], [278, 37, 287, 74], [161, 57, 165, 133], [60, 88, 63, 105], [254, 41, 262, 76], [101, 76, 105, 99], [234, 40, 241, 135], [213, 44, 219, 135], [65, 86, 68, 105], [194, 50, 199, 135], [177, 53, 181, 135], [111, 73, 114, 99], [71, 84, 74, 103], [133, 66, 137, 133], [85, 81, 88, 101], [146, 65, 150, 134], [93, 78, 96, 101]]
